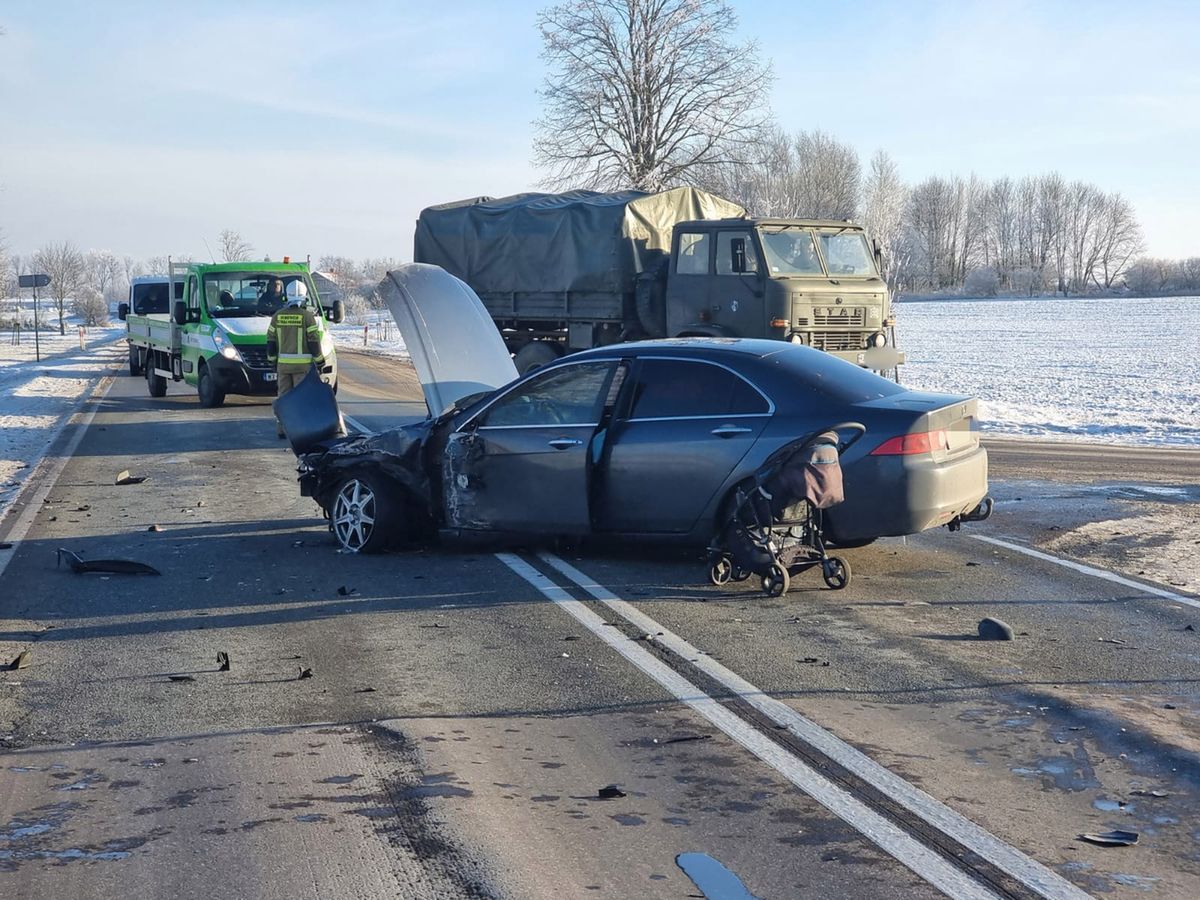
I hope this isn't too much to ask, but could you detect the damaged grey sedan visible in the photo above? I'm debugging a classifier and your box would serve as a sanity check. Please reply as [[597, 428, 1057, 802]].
[[281, 264, 991, 555]]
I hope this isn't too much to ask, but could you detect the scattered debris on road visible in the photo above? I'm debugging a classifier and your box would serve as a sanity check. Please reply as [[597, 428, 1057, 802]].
[[0, 542, 13, 550], [115, 470, 148, 485], [1078, 829, 1139, 847], [1130, 789, 1169, 798], [1098, 637, 1126, 645], [7, 650, 31, 671], [168, 675, 195, 683], [298, 667, 314, 680], [977, 617, 1014, 641], [654, 735, 712, 746], [597, 784, 626, 800], [355, 687, 377, 693], [217, 651, 231, 672], [56, 548, 161, 576], [337, 585, 358, 596]]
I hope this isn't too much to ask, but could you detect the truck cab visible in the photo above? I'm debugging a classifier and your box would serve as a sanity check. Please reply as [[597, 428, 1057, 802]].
[[122, 260, 344, 407], [664, 219, 904, 371]]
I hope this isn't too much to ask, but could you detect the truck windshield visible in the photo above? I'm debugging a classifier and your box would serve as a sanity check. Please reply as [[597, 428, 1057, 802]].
[[758, 230, 824, 276], [203, 273, 316, 317], [817, 232, 876, 277]]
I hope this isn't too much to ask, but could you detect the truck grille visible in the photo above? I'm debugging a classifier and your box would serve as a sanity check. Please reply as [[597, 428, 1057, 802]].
[[238, 346, 271, 369], [811, 332, 865, 352], [812, 308, 865, 327]]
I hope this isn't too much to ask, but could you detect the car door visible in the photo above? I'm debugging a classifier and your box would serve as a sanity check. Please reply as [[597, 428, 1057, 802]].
[[443, 360, 618, 534], [596, 357, 773, 534]]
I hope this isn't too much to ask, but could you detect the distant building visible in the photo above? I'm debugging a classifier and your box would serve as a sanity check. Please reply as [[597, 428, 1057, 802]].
[[312, 271, 343, 303]]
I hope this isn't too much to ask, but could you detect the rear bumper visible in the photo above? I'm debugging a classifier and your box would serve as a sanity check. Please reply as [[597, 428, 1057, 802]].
[[827, 445, 989, 541]]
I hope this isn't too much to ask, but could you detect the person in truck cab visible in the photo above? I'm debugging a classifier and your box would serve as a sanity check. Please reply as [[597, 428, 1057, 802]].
[[258, 278, 286, 315], [266, 281, 325, 439]]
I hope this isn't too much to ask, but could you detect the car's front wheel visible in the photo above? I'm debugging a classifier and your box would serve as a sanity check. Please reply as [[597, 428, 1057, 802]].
[[330, 472, 401, 554]]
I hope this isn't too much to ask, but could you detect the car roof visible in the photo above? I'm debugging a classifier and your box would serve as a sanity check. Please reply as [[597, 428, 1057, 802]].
[[570, 337, 801, 362]]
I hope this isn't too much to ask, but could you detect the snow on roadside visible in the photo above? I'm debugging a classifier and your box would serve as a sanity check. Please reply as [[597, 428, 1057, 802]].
[[0, 326, 126, 519], [330, 315, 409, 359]]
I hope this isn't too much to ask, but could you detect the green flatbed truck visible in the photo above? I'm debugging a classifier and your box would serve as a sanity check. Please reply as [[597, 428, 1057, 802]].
[[119, 260, 344, 407]]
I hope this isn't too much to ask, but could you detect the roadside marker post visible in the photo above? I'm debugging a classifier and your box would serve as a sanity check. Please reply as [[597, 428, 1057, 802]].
[[18, 273, 51, 362]]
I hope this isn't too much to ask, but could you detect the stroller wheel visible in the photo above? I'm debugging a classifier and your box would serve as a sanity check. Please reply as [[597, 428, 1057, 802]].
[[709, 557, 733, 586], [761, 563, 790, 597], [822, 556, 851, 590]]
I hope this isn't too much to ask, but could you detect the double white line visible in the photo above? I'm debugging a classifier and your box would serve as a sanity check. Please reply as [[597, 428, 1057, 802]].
[[498, 551, 1091, 900]]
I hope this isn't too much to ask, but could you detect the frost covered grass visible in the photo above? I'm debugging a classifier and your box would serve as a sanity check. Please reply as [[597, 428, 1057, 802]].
[[898, 295, 1200, 446], [0, 325, 126, 517], [329, 313, 408, 359]]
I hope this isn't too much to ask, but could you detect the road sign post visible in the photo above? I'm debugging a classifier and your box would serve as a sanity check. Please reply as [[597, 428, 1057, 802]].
[[18, 274, 51, 362]]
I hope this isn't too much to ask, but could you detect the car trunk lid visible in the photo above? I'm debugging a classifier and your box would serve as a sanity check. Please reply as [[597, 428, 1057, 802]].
[[378, 264, 518, 416]]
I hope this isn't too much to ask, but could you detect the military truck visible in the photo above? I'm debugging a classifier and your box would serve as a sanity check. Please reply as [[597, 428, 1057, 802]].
[[414, 188, 903, 374], [119, 259, 344, 407]]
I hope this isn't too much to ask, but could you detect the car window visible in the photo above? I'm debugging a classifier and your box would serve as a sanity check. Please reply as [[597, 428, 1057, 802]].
[[675, 232, 710, 275], [715, 231, 759, 276], [481, 362, 613, 428], [629, 359, 770, 419]]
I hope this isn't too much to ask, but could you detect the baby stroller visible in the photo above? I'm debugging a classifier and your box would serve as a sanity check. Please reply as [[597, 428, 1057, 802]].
[[707, 423, 865, 597]]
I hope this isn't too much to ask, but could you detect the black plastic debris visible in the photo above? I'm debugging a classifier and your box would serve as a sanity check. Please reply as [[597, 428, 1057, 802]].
[[168, 675, 195, 683], [597, 784, 626, 800], [337, 586, 358, 597], [655, 735, 712, 746], [355, 687, 377, 693], [977, 617, 1014, 641], [8, 650, 31, 671], [147, 524, 162, 533], [1078, 830, 1138, 847], [298, 667, 314, 680], [56, 548, 161, 576], [217, 652, 231, 672], [0, 542, 13, 550], [115, 470, 147, 485]]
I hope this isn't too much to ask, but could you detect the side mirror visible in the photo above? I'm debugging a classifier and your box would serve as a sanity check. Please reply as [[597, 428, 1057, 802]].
[[731, 238, 747, 274], [173, 300, 188, 326], [331, 300, 345, 324], [118, 302, 129, 321]]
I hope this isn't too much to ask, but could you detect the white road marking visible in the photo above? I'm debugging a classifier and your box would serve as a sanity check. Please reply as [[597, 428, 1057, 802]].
[[972, 534, 1200, 610], [0, 374, 118, 580], [497, 552, 1006, 900], [536, 551, 1092, 900]]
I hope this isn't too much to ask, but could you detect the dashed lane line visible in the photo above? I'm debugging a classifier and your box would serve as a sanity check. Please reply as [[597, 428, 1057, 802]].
[[971, 534, 1200, 610], [535, 551, 1091, 900], [499, 551, 1014, 900]]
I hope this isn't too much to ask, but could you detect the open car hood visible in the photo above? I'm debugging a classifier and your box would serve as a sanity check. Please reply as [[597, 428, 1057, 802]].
[[378, 264, 518, 416]]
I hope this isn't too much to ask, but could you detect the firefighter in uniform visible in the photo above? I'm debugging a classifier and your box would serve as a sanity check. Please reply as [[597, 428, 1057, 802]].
[[266, 280, 324, 438]]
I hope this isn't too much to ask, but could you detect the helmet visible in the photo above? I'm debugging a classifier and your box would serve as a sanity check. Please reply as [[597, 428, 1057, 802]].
[[284, 280, 308, 306]]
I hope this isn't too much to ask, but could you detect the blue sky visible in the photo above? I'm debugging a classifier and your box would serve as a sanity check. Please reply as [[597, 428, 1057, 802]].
[[1, 0, 1197, 260]]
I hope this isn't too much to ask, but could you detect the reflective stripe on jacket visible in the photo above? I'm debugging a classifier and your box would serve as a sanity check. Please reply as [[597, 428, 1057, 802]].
[[266, 307, 324, 367]]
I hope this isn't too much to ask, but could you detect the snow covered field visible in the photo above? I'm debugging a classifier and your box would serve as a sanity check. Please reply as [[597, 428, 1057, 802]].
[[898, 295, 1200, 446]]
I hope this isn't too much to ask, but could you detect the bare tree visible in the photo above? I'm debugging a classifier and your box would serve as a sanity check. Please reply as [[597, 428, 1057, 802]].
[[533, 0, 772, 191], [86, 249, 124, 303], [791, 131, 860, 220], [73, 286, 109, 327], [218, 229, 254, 262], [33, 241, 87, 334], [860, 150, 908, 290]]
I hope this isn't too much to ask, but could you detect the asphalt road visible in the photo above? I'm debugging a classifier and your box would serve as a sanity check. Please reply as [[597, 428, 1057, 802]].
[[2, 349, 1199, 899]]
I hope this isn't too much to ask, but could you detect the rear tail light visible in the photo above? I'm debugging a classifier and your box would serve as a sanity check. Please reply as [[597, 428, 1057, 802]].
[[870, 430, 949, 456]]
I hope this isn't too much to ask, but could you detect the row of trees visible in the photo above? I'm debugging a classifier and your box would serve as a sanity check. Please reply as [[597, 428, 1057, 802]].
[[533, 0, 1153, 297]]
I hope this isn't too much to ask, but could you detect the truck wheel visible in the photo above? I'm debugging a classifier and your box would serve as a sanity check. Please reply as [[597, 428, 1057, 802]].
[[197, 365, 225, 408], [514, 341, 561, 375], [146, 355, 168, 398], [128, 346, 142, 376], [330, 471, 402, 554]]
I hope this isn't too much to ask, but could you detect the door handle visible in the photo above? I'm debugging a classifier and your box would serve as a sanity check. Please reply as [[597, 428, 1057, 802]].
[[548, 438, 583, 450], [710, 424, 752, 438]]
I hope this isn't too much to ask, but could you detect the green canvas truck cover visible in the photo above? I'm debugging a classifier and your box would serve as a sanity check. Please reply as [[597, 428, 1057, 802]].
[[413, 187, 747, 296]]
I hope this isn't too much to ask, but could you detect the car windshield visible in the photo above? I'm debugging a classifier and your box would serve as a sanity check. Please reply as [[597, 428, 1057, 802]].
[[203, 273, 315, 317], [759, 230, 824, 276], [768, 345, 904, 403], [817, 231, 876, 277]]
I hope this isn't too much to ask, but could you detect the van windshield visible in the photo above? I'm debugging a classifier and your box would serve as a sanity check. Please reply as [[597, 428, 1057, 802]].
[[203, 273, 316, 318]]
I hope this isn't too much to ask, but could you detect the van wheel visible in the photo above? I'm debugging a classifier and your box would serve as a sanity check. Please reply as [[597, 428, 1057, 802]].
[[198, 365, 225, 408], [146, 356, 168, 398], [514, 341, 561, 375], [128, 346, 142, 376], [330, 471, 402, 554]]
